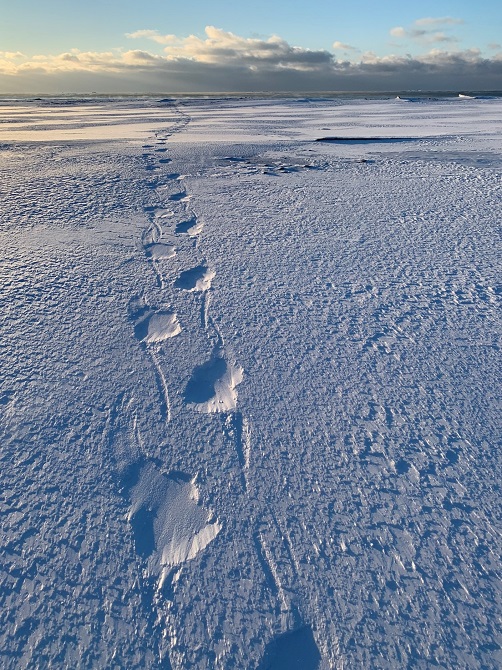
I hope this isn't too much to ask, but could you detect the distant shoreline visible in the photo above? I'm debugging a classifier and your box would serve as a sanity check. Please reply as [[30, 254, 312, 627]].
[[1, 90, 502, 102]]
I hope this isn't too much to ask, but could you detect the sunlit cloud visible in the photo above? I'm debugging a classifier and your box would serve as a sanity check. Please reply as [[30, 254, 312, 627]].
[[0, 51, 26, 59], [128, 25, 333, 71], [0, 51, 27, 75], [389, 27, 406, 38], [332, 41, 359, 53], [126, 29, 179, 45]]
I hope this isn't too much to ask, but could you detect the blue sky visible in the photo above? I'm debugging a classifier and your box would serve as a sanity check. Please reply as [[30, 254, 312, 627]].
[[1, 0, 501, 92]]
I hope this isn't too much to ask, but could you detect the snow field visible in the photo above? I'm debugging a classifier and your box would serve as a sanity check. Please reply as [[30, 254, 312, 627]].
[[0, 96, 501, 669]]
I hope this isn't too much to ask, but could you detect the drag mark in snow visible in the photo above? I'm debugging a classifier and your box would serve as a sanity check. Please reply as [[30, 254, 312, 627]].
[[142, 218, 162, 247], [223, 412, 247, 492], [251, 514, 304, 633], [154, 264, 166, 290], [107, 392, 144, 474], [143, 240, 177, 288], [272, 513, 301, 580], [226, 413, 251, 489], [132, 309, 181, 422], [238, 414, 252, 491], [207, 313, 225, 350], [252, 532, 279, 597], [242, 416, 251, 472], [197, 282, 226, 352], [201, 291, 210, 330], [150, 350, 172, 424], [132, 412, 146, 454], [254, 532, 290, 613]]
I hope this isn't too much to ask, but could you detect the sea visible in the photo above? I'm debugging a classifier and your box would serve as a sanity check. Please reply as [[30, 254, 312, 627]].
[[1, 89, 502, 103]]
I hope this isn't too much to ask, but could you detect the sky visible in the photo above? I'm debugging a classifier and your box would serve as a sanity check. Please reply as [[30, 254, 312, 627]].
[[0, 0, 501, 93]]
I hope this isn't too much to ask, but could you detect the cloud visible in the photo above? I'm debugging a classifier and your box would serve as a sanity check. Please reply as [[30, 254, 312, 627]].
[[390, 27, 406, 38], [390, 17, 462, 44], [415, 17, 464, 27], [0, 51, 26, 59], [1, 27, 501, 94], [128, 26, 333, 71], [126, 30, 178, 45], [332, 41, 359, 52]]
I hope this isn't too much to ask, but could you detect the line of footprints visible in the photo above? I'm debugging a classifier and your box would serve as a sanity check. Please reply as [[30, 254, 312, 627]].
[[124, 112, 304, 661], [133, 128, 243, 417], [125, 113, 250, 597]]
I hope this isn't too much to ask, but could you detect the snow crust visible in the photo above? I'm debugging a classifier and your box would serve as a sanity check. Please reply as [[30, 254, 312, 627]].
[[1, 95, 501, 669]]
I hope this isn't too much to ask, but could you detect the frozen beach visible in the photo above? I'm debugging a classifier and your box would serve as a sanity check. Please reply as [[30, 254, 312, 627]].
[[1, 95, 501, 669]]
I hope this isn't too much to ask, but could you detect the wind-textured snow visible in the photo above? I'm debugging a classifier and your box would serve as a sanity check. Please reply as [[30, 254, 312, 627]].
[[1, 95, 501, 669]]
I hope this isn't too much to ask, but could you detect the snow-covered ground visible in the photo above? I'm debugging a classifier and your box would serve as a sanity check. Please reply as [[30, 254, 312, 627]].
[[1, 96, 501, 669]]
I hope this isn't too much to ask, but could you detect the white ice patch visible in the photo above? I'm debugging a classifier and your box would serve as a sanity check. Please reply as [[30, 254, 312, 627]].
[[160, 521, 222, 567], [128, 464, 221, 574], [146, 243, 176, 260], [135, 311, 181, 344]]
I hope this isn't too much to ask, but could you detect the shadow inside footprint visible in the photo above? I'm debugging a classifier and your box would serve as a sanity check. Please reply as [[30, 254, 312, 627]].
[[174, 265, 213, 291], [184, 357, 228, 404], [128, 295, 149, 321], [175, 217, 197, 234], [258, 626, 321, 670], [169, 191, 187, 202], [134, 317, 151, 342], [130, 506, 156, 558]]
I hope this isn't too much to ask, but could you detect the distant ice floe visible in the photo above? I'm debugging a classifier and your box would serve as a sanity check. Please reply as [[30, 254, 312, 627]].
[[127, 464, 221, 585]]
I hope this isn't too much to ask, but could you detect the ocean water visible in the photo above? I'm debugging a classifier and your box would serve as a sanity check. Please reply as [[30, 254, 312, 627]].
[[1, 89, 502, 103]]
